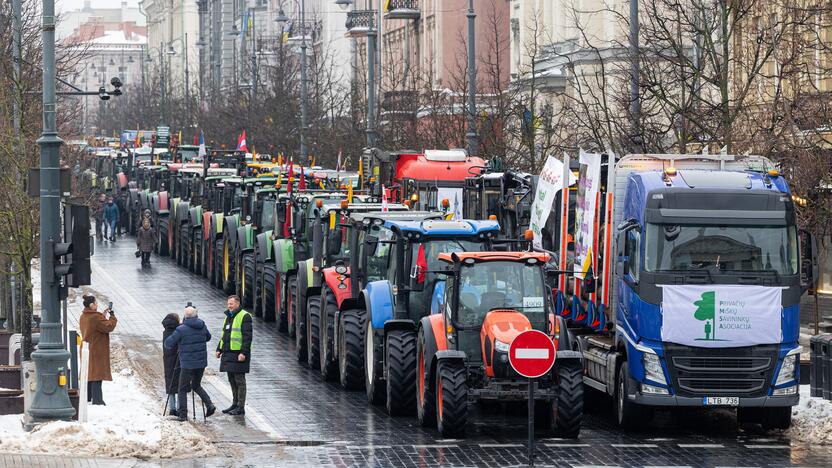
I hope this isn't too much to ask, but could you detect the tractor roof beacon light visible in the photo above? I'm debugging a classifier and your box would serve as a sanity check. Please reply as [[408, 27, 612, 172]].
[[524, 229, 534, 241], [488, 214, 497, 220], [442, 198, 450, 208], [316, 199, 323, 208], [768, 169, 780, 177]]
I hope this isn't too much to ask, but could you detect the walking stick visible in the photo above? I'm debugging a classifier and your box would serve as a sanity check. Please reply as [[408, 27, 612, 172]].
[[162, 351, 181, 417]]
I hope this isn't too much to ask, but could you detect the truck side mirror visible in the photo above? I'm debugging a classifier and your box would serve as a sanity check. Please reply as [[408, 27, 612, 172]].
[[799, 229, 820, 294]]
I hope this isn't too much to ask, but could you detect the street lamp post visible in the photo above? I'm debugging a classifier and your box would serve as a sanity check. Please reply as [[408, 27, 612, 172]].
[[277, 0, 309, 162], [629, 0, 642, 153], [466, 0, 478, 156], [28, 0, 76, 425]]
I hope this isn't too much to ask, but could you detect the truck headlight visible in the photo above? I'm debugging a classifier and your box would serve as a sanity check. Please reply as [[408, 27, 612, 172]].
[[494, 340, 510, 353], [642, 352, 666, 384], [775, 354, 797, 386]]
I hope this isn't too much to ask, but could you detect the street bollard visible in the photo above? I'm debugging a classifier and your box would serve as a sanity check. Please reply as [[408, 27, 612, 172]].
[[824, 335, 832, 401]]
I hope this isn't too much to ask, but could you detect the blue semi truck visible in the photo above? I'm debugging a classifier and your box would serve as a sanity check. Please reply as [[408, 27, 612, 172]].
[[576, 153, 818, 430]]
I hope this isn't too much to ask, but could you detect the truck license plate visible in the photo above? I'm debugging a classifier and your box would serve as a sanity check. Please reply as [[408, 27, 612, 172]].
[[703, 396, 739, 406]]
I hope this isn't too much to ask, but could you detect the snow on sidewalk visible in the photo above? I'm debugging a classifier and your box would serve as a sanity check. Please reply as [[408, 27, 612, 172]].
[[0, 357, 217, 459], [788, 385, 832, 445]]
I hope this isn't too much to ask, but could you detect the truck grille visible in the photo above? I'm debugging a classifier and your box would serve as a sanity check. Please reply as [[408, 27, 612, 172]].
[[663, 344, 778, 398]]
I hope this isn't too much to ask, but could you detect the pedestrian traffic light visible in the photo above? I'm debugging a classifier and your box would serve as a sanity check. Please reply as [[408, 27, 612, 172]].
[[56, 204, 92, 288]]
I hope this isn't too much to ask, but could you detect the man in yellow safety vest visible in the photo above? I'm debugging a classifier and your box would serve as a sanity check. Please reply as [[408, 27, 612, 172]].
[[216, 295, 253, 416]]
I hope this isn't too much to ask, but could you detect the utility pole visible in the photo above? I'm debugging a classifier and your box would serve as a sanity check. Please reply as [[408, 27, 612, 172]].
[[367, 17, 377, 148], [466, 0, 478, 157], [629, 0, 642, 153], [185, 33, 191, 106], [300, 0, 309, 163], [13, 0, 22, 166], [28, 0, 76, 424], [160, 43, 166, 123]]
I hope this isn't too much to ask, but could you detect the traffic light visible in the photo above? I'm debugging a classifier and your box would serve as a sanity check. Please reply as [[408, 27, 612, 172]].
[[56, 204, 91, 288]]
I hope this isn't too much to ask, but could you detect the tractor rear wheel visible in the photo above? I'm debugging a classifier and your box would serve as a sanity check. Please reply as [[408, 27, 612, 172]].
[[306, 294, 321, 369], [338, 309, 365, 390], [221, 239, 235, 294], [262, 266, 276, 322], [319, 288, 338, 381], [385, 329, 417, 416], [158, 217, 169, 256], [242, 252, 256, 309], [435, 360, 468, 438], [277, 273, 288, 332], [416, 327, 436, 427], [552, 363, 583, 438], [291, 276, 307, 363], [191, 231, 200, 273], [364, 320, 385, 405]]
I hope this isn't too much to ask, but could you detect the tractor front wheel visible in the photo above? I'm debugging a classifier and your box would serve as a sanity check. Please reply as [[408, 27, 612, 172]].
[[552, 363, 583, 438], [435, 360, 468, 438], [338, 309, 365, 390], [364, 320, 385, 405], [385, 329, 417, 416], [306, 295, 321, 369], [291, 276, 307, 363], [158, 217, 170, 256], [242, 252, 256, 309], [416, 327, 436, 427]]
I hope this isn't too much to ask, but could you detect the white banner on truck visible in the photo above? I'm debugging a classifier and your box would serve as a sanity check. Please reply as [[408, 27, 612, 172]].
[[660, 284, 782, 348], [529, 155, 573, 249], [574, 150, 602, 278]]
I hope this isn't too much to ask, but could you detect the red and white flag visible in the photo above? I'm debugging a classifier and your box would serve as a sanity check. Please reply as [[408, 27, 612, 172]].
[[238, 130, 248, 152], [381, 184, 389, 212]]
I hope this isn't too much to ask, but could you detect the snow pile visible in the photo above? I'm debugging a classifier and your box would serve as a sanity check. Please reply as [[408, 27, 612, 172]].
[[788, 385, 832, 445], [0, 359, 217, 459]]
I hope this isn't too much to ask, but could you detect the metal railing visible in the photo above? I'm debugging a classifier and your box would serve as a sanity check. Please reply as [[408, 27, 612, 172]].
[[385, 0, 420, 20], [346, 10, 375, 36]]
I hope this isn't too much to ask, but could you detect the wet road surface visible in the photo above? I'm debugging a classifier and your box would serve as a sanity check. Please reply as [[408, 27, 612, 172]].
[[58, 235, 832, 467]]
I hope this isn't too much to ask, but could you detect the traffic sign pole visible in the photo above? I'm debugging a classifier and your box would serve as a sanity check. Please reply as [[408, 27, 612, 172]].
[[528, 377, 535, 466]]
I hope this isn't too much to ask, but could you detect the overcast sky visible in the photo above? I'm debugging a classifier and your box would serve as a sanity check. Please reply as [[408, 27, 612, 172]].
[[57, 0, 141, 14]]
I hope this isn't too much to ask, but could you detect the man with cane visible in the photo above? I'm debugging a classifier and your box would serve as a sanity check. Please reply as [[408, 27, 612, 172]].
[[165, 304, 216, 421]]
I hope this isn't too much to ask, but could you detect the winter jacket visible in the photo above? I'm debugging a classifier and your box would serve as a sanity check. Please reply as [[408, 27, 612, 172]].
[[162, 314, 181, 393], [137, 226, 156, 252], [94, 200, 106, 221], [104, 203, 119, 223], [217, 308, 253, 374], [164, 316, 212, 370], [79, 307, 118, 381]]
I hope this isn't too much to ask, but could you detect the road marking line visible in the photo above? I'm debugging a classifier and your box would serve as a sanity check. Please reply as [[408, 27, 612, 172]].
[[412, 444, 458, 449], [546, 443, 590, 448], [478, 443, 523, 448], [346, 445, 392, 450], [743, 444, 790, 449], [611, 443, 658, 448], [573, 465, 623, 468], [515, 348, 549, 359], [647, 438, 675, 441], [678, 444, 724, 448]]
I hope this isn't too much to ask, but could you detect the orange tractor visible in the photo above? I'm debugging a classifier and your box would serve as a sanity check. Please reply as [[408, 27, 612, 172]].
[[415, 252, 583, 438]]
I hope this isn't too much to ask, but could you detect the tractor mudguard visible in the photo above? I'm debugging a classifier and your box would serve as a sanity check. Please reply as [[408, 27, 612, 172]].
[[202, 211, 213, 240], [255, 232, 271, 263], [213, 213, 225, 236], [297, 259, 316, 298], [190, 206, 203, 228], [117, 173, 127, 188], [224, 215, 240, 251], [156, 191, 169, 213], [273, 238, 294, 274], [338, 293, 365, 313], [171, 197, 181, 219], [435, 350, 466, 362], [556, 350, 583, 362], [419, 316, 443, 392], [383, 319, 416, 334], [237, 225, 254, 252], [430, 280, 446, 315], [322, 267, 352, 308], [177, 201, 189, 225], [365, 281, 394, 330]]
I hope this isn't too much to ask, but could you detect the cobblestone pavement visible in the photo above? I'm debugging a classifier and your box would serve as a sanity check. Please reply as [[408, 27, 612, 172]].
[[35, 235, 832, 467]]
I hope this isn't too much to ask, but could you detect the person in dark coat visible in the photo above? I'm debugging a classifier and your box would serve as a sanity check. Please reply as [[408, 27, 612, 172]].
[[216, 295, 252, 416], [165, 306, 216, 421], [115, 189, 127, 235], [137, 218, 156, 266], [162, 313, 181, 416], [104, 196, 119, 242], [94, 193, 106, 241]]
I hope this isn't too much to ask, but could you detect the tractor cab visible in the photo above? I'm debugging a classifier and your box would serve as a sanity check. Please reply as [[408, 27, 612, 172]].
[[240, 177, 278, 224], [435, 252, 554, 379], [463, 171, 536, 243], [204, 149, 246, 176]]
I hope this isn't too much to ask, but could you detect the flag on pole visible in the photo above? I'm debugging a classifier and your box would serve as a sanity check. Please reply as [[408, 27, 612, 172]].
[[198, 130, 207, 159], [239, 130, 248, 152], [278, 153, 283, 166], [337, 150, 342, 172], [252, 147, 258, 163], [276, 170, 282, 189], [358, 156, 363, 190], [347, 181, 354, 204], [178, 130, 183, 146], [135, 131, 141, 148], [299, 165, 306, 191], [381, 184, 389, 212]]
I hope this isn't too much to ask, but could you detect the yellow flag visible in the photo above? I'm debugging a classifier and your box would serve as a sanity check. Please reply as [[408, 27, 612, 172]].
[[329, 211, 336, 230], [276, 171, 282, 188], [178, 130, 183, 145], [278, 152, 283, 166], [253, 147, 258, 162], [347, 182, 354, 204], [358, 156, 363, 190], [318, 180, 325, 190]]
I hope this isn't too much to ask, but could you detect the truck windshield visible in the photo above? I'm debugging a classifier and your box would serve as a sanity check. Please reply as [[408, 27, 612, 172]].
[[457, 261, 546, 327], [645, 224, 798, 275]]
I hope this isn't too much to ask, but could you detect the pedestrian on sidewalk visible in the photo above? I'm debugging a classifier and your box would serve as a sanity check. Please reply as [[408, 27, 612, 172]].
[[104, 196, 119, 242], [162, 313, 181, 417], [79, 295, 118, 405], [137, 218, 156, 266], [165, 305, 216, 421], [216, 295, 252, 416], [94, 193, 106, 241], [115, 189, 127, 235]]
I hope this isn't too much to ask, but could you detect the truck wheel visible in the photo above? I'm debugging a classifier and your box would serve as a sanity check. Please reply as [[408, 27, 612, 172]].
[[552, 363, 583, 438], [385, 329, 417, 416], [338, 309, 365, 390], [435, 360, 468, 437], [761, 407, 792, 430], [615, 362, 640, 429], [416, 327, 435, 427], [292, 275, 306, 363], [365, 321, 385, 405], [319, 288, 339, 382], [158, 217, 169, 256], [306, 295, 321, 369]]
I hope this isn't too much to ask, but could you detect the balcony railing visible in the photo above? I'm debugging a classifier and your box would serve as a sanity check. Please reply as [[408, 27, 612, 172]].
[[381, 90, 418, 119], [346, 10, 375, 37], [385, 0, 420, 20]]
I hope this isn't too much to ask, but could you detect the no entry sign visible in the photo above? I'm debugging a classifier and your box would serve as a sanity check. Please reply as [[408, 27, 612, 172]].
[[509, 330, 556, 378]]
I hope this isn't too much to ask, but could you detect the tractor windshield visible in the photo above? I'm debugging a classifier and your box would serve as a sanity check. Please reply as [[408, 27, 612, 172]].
[[261, 200, 276, 231], [456, 261, 547, 328]]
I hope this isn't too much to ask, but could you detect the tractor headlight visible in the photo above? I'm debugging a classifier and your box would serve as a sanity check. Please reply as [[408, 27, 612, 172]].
[[775, 354, 797, 386], [494, 340, 510, 353], [642, 351, 666, 385]]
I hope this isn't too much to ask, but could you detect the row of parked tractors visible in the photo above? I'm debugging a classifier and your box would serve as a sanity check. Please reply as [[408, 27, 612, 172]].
[[97, 147, 583, 438]]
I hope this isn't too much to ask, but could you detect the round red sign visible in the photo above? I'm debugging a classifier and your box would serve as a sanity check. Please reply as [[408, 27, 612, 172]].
[[509, 330, 556, 378]]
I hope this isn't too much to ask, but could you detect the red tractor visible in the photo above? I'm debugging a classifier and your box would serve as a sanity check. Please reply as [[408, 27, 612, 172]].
[[416, 252, 583, 438]]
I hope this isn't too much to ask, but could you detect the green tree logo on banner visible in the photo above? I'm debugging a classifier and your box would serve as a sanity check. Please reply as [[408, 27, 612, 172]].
[[693, 291, 715, 340]]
